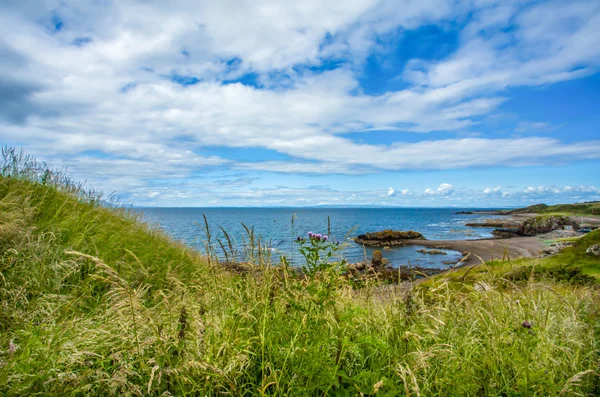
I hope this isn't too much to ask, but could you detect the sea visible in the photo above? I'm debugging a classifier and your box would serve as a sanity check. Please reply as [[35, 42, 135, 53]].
[[137, 207, 505, 269]]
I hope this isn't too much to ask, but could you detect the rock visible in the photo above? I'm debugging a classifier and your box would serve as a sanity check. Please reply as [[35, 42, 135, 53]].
[[370, 250, 390, 268], [371, 250, 383, 266], [586, 244, 600, 256], [417, 249, 447, 255], [466, 219, 522, 228], [538, 242, 570, 258], [455, 211, 474, 214], [442, 260, 457, 265], [518, 215, 579, 236], [539, 230, 582, 239], [492, 228, 520, 238], [383, 246, 391, 251], [354, 230, 425, 247]]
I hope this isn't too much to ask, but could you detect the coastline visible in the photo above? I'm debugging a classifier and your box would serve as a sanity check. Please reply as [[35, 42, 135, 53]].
[[401, 236, 544, 266]]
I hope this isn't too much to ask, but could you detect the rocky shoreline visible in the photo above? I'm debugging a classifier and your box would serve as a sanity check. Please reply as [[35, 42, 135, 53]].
[[347, 210, 600, 282]]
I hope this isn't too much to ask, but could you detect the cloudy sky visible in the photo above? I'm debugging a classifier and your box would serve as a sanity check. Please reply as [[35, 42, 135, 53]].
[[2, 0, 600, 207]]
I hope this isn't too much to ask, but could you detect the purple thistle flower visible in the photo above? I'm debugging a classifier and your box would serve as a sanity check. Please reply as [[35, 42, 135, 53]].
[[315, 234, 322, 240], [322, 235, 328, 241], [521, 320, 532, 329]]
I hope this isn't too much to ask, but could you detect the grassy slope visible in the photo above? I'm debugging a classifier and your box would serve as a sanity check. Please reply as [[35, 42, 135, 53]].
[[507, 202, 600, 216], [1, 174, 599, 395], [539, 230, 600, 278], [441, 229, 600, 283]]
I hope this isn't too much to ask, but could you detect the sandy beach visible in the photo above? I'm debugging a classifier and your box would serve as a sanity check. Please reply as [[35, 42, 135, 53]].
[[402, 236, 544, 266]]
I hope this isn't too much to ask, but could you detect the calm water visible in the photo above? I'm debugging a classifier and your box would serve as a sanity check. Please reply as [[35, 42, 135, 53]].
[[137, 207, 503, 269]]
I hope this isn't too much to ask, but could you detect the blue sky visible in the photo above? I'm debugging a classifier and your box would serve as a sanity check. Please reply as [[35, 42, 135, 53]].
[[1, 0, 599, 207]]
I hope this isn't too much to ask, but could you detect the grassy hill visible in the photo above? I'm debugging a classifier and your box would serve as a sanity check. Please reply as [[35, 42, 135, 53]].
[[507, 202, 600, 216], [1, 149, 599, 396]]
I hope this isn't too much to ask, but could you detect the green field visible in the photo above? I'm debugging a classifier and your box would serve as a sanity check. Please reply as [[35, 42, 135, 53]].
[[1, 150, 599, 396], [506, 202, 600, 216]]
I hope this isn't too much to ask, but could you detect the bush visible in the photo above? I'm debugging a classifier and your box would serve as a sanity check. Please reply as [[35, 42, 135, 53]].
[[506, 264, 596, 285]]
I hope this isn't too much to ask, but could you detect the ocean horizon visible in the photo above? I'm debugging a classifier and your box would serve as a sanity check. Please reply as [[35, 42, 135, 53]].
[[137, 207, 508, 269]]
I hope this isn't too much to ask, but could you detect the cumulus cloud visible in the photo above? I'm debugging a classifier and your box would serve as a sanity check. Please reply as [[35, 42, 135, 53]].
[[387, 187, 395, 196], [483, 186, 501, 194], [0, 1, 599, 205], [128, 182, 600, 207], [425, 183, 454, 196]]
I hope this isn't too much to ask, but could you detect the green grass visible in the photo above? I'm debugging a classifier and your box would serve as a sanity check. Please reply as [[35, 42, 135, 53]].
[[507, 202, 600, 216], [1, 148, 599, 396], [539, 230, 600, 278]]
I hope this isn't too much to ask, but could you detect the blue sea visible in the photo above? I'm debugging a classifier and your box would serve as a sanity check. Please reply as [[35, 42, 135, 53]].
[[137, 207, 504, 269]]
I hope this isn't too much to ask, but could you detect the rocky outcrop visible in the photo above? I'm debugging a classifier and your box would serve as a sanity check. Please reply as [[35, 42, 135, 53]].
[[538, 241, 575, 258], [455, 211, 474, 214], [586, 244, 600, 256], [345, 262, 445, 282], [417, 249, 447, 255], [354, 230, 425, 246], [491, 228, 520, 238], [518, 215, 579, 236], [370, 249, 390, 268], [466, 219, 522, 228]]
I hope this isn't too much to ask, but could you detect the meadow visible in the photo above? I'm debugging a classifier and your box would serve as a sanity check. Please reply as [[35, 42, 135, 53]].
[[1, 148, 598, 396]]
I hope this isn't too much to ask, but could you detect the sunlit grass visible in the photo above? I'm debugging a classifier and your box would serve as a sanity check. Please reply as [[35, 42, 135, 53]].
[[1, 147, 599, 396]]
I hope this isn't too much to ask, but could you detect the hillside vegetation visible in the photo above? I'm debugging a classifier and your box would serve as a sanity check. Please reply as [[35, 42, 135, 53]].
[[1, 149, 599, 396], [507, 202, 600, 216]]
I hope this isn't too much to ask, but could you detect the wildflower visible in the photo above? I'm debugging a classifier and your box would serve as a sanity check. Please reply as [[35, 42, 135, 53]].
[[296, 236, 302, 242], [322, 235, 328, 241], [316, 234, 322, 240], [335, 240, 340, 245], [308, 231, 313, 237], [521, 320, 532, 329]]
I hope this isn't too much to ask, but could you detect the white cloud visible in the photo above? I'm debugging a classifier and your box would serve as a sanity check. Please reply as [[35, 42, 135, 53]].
[[424, 183, 454, 196], [483, 186, 501, 194], [515, 121, 559, 133], [387, 187, 395, 196], [0, 0, 599, 204]]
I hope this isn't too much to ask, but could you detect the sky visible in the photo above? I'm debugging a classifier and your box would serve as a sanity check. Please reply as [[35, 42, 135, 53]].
[[1, 0, 600, 207]]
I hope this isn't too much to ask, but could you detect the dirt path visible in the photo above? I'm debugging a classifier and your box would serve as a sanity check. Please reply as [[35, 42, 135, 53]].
[[402, 237, 544, 266]]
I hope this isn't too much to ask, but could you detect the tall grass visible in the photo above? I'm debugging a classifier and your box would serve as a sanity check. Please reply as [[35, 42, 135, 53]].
[[0, 147, 598, 395]]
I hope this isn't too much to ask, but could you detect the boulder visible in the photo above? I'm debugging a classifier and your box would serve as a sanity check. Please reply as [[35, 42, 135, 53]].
[[371, 250, 383, 266], [586, 244, 600, 256], [370, 250, 390, 268]]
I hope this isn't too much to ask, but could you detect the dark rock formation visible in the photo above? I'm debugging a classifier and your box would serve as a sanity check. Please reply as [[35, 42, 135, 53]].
[[354, 230, 425, 246], [491, 228, 520, 238], [518, 215, 579, 236], [370, 250, 390, 268], [455, 211, 474, 214]]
